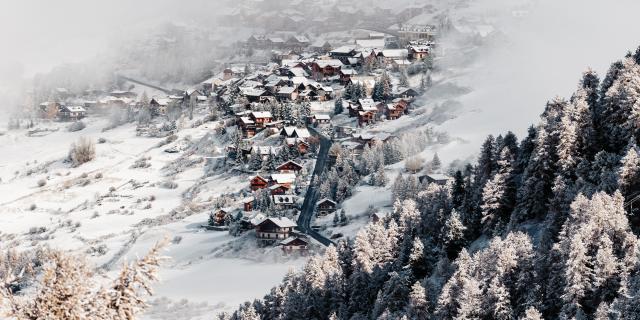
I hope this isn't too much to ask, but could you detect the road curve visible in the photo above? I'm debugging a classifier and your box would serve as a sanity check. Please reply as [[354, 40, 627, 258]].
[[297, 126, 334, 247]]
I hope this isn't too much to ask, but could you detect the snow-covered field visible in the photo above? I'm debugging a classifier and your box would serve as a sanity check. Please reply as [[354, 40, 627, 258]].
[[0, 116, 305, 318]]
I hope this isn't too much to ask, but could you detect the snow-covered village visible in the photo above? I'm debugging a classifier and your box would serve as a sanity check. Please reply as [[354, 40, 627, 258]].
[[2, 0, 640, 319]]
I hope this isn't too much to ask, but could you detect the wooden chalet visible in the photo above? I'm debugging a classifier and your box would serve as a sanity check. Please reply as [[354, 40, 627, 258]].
[[339, 68, 358, 84], [250, 175, 269, 191], [255, 217, 298, 243], [238, 116, 257, 137], [316, 198, 337, 216], [408, 44, 430, 60], [276, 160, 303, 173], [285, 138, 310, 154], [210, 207, 236, 226], [280, 236, 309, 253], [270, 173, 296, 188], [310, 59, 343, 78], [329, 46, 358, 64], [393, 87, 419, 99], [277, 86, 299, 101], [270, 184, 292, 196], [371, 211, 389, 223], [250, 111, 273, 128], [58, 105, 86, 121], [311, 114, 331, 125], [418, 173, 453, 186], [242, 197, 254, 212], [39, 101, 62, 119]]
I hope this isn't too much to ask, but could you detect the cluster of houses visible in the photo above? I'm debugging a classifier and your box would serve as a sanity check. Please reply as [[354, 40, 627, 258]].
[[36, 87, 213, 121]]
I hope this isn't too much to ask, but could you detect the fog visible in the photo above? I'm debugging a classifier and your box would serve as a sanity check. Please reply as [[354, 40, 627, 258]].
[[438, 0, 640, 157], [2, 0, 640, 140]]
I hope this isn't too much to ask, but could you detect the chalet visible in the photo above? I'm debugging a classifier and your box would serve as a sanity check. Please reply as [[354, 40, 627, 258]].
[[272, 194, 297, 210], [285, 138, 310, 154], [58, 105, 86, 121], [286, 35, 310, 52], [242, 197, 254, 212], [385, 103, 401, 120], [150, 98, 170, 115], [280, 236, 309, 253], [418, 173, 453, 186], [270, 184, 291, 195], [210, 207, 236, 226], [255, 217, 298, 243], [238, 117, 256, 137], [240, 88, 270, 103], [270, 173, 296, 187], [247, 34, 268, 48], [267, 37, 285, 49], [317, 86, 334, 101], [310, 40, 332, 53], [339, 68, 358, 84], [250, 111, 273, 128], [316, 198, 337, 216], [358, 110, 377, 126], [298, 89, 318, 102], [280, 126, 311, 139], [408, 44, 430, 60], [311, 59, 343, 78], [276, 160, 303, 173], [398, 24, 437, 43], [393, 87, 419, 99], [277, 86, 299, 101], [250, 175, 269, 191], [371, 211, 390, 223], [330, 46, 358, 64], [311, 114, 331, 125], [39, 101, 62, 119], [378, 49, 409, 65]]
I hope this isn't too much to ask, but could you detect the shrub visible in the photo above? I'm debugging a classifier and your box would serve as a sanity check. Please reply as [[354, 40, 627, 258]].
[[67, 121, 86, 132], [160, 181, 178, 189], [109, 186, 116, 192], [95, 172, 103, 179], [80, 172, 88, 178], [29, 204, 37, 211], [97, 137, 107, 144], [68, 137, 95, 167], [37, 179, 46, 187]]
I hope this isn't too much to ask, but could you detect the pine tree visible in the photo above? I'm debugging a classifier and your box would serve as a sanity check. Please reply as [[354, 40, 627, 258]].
[[406, 281, 429, 319], [334, 98, 344, 114], [430, 152, 442, 173], [441, 210, 466, 259], [618, 140, 640, 196]]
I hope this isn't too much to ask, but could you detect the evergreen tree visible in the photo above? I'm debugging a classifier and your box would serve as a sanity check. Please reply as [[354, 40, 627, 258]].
[[334, 98, 344, 114]]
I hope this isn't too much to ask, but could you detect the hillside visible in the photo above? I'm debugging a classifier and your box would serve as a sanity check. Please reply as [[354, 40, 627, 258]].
[[224, 47, 640, 320]]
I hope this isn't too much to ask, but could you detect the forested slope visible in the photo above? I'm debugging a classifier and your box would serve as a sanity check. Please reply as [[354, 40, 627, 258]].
[[225, 47, 640, 320]]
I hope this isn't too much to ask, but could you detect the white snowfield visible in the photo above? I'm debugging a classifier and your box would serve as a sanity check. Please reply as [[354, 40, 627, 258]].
[[0, 117, 304, 319]]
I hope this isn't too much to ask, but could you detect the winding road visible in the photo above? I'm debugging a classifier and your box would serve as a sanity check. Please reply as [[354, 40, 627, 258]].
[[297, 126, 334, 247]]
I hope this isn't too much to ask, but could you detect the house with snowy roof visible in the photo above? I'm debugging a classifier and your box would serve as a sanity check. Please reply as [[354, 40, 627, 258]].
[[255, 217, 298, 244], [280, 236, 308, 253], [316, 198, 337, 216]]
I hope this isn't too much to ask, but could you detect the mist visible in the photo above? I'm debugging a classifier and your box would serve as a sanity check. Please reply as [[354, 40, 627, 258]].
[[438, 0, 640, 157]]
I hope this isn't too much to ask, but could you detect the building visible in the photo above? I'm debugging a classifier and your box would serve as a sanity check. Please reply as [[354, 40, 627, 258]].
[[408, 44, 430, 60], [250, 111, 273, 128], [418, 173, 453, 186], [316, 198, 337, 216], [311, 114, 331, 125], [255, 217, 298, 243], [272, 194, 297, 209], [310, 59, 343, 78], [276, 160, 303, 173], [58, 105, 87, 121], [242, 197, 254, 212], [250, 175, 269, 191], [398, 24, 437, 44], [280, 236, 309, 253], [277, 86, 299, 101], [210, 207, 237, 226]]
